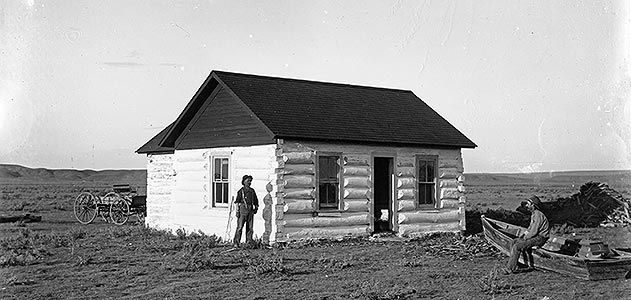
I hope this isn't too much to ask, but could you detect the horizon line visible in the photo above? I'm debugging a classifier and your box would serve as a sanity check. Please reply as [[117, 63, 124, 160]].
[[1, 163, 628, 175]]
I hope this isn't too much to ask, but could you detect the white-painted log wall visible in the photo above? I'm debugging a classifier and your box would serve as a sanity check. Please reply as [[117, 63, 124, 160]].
[[146, 154, 176, 231], [144, 140, 468, 242], [144, 145, 278, 243]]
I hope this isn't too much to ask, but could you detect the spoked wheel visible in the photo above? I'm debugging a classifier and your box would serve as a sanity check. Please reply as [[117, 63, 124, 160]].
[[101, 192, 121, 223], [109, 197, 130, 225], [74, 192, 97, 224]]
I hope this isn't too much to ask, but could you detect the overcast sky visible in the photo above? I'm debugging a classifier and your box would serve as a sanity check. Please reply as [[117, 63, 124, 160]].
[[1, 0, 630, 173]]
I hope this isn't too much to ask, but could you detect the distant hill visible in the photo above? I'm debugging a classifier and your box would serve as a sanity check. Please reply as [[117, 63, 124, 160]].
[[1, 163, 628, 187], [0, 164, 146, 183], [465, 170, 631, 187]]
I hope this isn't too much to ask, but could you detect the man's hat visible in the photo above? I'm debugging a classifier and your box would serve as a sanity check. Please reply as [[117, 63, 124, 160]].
[[241, 175, 253, 185], [526, 195, 542, 209]]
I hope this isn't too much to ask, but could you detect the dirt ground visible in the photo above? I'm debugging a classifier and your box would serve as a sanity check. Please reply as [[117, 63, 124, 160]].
[[1, 180, 631, 299]]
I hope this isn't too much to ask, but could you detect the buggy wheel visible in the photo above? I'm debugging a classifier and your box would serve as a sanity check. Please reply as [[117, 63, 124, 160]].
[[110, 198, 130, 225], [74, 192, 97, 224], [102, 192, 122, 223]]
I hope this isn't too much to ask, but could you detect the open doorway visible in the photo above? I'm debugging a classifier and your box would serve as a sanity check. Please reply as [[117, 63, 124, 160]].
[[373, 157, 394, 233]]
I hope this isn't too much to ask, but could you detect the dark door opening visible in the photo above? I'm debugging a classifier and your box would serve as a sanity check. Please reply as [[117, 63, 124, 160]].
[[373, 157, 393, 233]]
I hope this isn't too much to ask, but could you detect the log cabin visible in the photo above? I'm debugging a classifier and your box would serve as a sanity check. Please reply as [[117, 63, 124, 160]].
[[136, 70, 476, 243]]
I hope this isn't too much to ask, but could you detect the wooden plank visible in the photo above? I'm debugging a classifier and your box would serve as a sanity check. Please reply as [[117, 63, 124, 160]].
[[283, 212, 369, 228], [396, 157, 414, 167], [343, 199, 369, 212], [396, 166, 415, 177], [397, 199, 416, 212], [174, 150, 206, 162], [398, 209, 460, 224], [177, 133, 274, 150], [439, 179, 458, 189], [344, 177, 370, 189], [440, 188, 460, 199], [283, 199, 315, 214], [438, 158, 460, 169], [280, 188, 315, 199], [282, 225, 370, 240], [343, 165, 370, 176], [277, 164, 315, 175], [233, 158, 275, 170], [173, 170, 205, 182], [397, 177, 415, 189], [397, 189, 415, 200], [439, 168, 459, 179], [282, 152, 314, 164], [279, 175, 315, 188], [343, 154, 369, 166], [174, 161, 204, 173], [343, 188, 370, 199], [398, 222, 460, 236], [440, 199, 460, 208]]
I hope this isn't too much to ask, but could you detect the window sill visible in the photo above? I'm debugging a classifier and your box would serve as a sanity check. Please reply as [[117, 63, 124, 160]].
[[417, 204, 439, 212], [313, 210, 342, 217]]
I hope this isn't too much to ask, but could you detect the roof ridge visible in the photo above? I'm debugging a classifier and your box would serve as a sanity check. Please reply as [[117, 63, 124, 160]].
[[212, 70, 414, 94]]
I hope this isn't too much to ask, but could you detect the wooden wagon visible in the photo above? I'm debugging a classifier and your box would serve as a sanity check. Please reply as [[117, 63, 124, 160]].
[[73, 184, 146, 225]]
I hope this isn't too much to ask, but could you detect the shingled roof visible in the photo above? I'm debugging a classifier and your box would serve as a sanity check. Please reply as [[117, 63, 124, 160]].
[[136, 122, 175, 154], [137, 71, 476, 154]]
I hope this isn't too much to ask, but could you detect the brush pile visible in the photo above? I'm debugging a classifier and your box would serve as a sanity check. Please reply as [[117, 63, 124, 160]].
[[541, 181, 631, 227]]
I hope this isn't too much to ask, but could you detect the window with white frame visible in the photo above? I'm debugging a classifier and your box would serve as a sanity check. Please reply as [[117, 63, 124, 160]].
[[212, 157, 230, 206], [417, 155, 437, 206], [317, 155, 340, 209]]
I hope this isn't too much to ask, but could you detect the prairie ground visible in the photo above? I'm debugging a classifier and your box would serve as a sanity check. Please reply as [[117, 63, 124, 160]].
[[1, 178, 630, 300]]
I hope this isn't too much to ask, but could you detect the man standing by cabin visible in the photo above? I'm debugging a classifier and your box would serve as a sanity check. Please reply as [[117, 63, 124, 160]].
[[233, 175, 259, 247], [504, 195, 550, 274]]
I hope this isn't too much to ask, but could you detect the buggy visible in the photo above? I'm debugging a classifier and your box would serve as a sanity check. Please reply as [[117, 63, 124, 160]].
[[73, 184, 146, 225]]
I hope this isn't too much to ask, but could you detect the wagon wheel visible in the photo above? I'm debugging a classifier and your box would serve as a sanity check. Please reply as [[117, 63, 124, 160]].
[[101, 192, 121, 223], [109, 197, 130, 225], [74, 192, 98, 224]]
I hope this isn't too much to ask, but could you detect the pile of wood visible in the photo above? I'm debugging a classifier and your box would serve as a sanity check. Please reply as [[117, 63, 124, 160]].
[[541, 182, 631, 227], [0, 213, 42, 223]]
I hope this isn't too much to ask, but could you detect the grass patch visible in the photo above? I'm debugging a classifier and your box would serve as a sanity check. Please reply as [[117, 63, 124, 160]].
[[476, 265, 523, 295], [251, 257, 292, 275]]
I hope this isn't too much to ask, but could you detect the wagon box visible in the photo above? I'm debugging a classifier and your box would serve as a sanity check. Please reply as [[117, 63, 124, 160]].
[[136, 70, 476, 243]]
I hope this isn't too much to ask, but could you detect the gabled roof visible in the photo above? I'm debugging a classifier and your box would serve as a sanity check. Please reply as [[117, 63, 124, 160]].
[[138, 70, 476, 154], [136, 123, 175, 154]]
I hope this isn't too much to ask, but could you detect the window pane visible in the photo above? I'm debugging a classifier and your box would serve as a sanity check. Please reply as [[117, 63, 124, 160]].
[[318, 156, 340, 208], [425, 184, 434, 204], [319, 183, 338, 207], [418, 184, 435, 205], [318, 157, 326, 179], [418, 160, 427, 182], [222, 183, 229, 203], [427, 161, 435, 182], [319, 156, 339, 180], [221, 159, 229, 180], [420, 185, 426, 204], [319, 184, 327, 203], [331, 157, 339, 180], [214, 158, 221, 180], [328, 184, 337, 204], [214, 183, 222, 204]]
